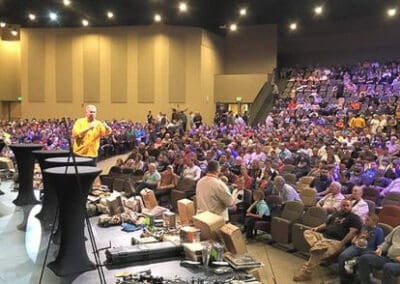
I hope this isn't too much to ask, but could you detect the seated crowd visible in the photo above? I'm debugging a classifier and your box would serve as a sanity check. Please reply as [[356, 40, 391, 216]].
[[1, 60, 400, 283]]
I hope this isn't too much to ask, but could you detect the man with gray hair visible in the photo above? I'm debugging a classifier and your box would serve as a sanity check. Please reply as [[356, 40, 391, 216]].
[[316, 181, 345, 213], [273, 175, 301, 202]]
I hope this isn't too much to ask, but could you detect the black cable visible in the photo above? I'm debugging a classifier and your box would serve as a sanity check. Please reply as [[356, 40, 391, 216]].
[[67, 137, 107, 284]]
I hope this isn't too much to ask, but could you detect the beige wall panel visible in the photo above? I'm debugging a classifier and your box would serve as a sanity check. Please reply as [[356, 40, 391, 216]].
[[55, 33, 73, 102], [0, 41, 20, 101], [225, 25, 277, 74], [137, 34, 155, 103], [126, 30, 138, 104], [27, 33, 45, 102], [83, 35, 100, 102], [214, 74, 267, 103], [110, 34, 128, 103], [110, 34, 127, 103], [168, 34, 186, 103]]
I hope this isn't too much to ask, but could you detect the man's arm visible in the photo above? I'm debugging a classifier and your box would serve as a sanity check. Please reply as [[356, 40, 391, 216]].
[[341, 227, 359, 246]]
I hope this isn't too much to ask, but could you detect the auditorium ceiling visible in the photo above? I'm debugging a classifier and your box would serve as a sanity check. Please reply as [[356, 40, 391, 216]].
[[0, 0, 394, 34]]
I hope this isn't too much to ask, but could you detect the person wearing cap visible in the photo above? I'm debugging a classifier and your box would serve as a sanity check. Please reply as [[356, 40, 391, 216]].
[[72, 104, 112, 165], [196, 160, 234, 221]]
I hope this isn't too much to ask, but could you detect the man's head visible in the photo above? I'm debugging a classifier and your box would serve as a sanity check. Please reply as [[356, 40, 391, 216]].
[[207, 160, 220, 175], [85, 105, 97, 122], [273, 176, 285, 190], [329, 181, 342, 195], [148, 163, 156, 173], [351, 186, 363, 200], [340, 199, 353, 213]]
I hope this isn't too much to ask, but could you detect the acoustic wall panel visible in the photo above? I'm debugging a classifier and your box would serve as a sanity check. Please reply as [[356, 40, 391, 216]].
[[83, 35, 100, 102], [137, 34, 154, 103], [27, 33, 45, 102], [55, 34, 73, 102], [110, 34, 127, 103], [168, 35, 186, 103]]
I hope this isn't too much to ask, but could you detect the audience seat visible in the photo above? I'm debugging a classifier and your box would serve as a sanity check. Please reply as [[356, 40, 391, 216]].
[[362, 186, 380, 206], [112, 177, 135, 196], [170, 178, 197, 211], [99, 175, 114, 191], [365, 199, 376, 215], [282, 164, 296, 174], [292, 206, 328, 256], [377, 223, 393, 237], [299, 187, 317, 207], [270, 201, 304, 247], [378, 205, 400, 228], [254, 195, 283, 236], [382, 192, 400, 207]]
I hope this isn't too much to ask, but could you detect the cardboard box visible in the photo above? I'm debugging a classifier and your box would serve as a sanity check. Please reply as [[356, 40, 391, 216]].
[[183, 242, 203, 262], [177, 199, 195, 225], [192, 211, 225, 240], [106, 194, 124, 215], [219, 223, 247, 255], [180, 226, 201, 243], [140, 188, 158, 209]]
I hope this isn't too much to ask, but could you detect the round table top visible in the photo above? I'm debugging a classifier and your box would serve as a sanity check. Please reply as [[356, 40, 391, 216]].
[[33, 150, 70, 155], [9, 143, 44, 149], [44, 166, 102, 176], [45, 156, 93, 164]]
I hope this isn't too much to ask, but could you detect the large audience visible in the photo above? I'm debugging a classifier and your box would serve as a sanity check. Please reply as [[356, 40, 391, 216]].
[[1, 59, 400, 283]]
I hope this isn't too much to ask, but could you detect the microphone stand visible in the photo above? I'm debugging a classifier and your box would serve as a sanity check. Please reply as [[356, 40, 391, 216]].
[[38, 132, 107, 284]]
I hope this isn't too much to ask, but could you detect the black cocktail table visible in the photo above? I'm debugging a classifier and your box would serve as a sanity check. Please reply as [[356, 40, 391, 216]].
[[45, 166, 102, 277], [9, 143, 44, 206]]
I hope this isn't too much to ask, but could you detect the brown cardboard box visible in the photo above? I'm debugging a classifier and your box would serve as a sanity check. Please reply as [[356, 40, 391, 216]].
[[140, 188, 158, 209], [180, 226, 201, 243], [219, 223, 247, 255], [192, 211, 225, 240], [183, 242, 203, 262], [177, 198, 195, 225]]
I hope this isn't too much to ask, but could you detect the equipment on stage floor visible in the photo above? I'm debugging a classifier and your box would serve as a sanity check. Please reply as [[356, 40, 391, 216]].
[[105, 241, 183, 265]]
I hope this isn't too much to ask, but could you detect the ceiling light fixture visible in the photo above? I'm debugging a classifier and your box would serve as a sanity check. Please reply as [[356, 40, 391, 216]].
[[154, 14, 162, 23], [82, 19, 89, 26], [314, 5, 323, 15], [289, 22, 297, 31], [28, 13, 36, 21], [11, 30, 18, 37], [230, 23, 238, 31], [49, 12, 58, 21], [63, 0, 71, 6], [239, 8, 247, 16], [107, 11, 114, 19], [387, 8, 397, 17], [0, 22, 6, 28], [179, 2, 188, 13]]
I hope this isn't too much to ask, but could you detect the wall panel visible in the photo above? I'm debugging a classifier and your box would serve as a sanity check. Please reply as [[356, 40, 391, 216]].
[[83, 35, 100, 102], [168, 34, 186, 103], [55, 33, 73, 102], [110, 34, 127, 103], [27, 33, 45, 102], [137, 34, 155, 103]]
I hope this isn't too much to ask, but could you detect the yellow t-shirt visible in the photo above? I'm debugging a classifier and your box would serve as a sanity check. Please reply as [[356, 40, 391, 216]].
[[72, 118, 111, 158]]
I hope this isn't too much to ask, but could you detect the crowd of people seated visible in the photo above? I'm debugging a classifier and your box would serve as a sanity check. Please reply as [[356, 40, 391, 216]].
[[1, 59, 400, 283]]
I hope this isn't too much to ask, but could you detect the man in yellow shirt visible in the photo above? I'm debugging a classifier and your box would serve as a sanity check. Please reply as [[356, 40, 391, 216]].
[[72, 105, 112, 165]]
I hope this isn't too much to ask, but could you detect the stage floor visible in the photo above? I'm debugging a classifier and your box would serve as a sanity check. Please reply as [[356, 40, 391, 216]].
[[0, 154, 338, 284]]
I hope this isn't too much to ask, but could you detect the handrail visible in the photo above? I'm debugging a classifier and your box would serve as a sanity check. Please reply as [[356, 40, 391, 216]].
[[248, 73, 272, 125]]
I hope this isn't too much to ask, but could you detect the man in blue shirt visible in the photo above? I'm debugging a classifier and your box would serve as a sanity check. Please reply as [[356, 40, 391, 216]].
[[337, 214, 384, 283], [243, 190, 270, 239]]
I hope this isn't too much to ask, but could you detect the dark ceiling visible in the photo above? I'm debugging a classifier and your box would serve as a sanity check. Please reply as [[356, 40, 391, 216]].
[[0, 0, 397, 34]]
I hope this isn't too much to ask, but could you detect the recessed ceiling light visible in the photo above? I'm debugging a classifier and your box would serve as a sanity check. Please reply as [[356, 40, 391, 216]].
[[11, 30, 18, 37], [230, 23, 238, 31], [0, 22, 6, 28], [82, 19, 89, 26], [179, 2, 188, 13], [314, 5, 323, 15], [63, 0, 71, 6], [387, 8, 397, 17], [239, 8, 247, 16], [154, 14, 162, 23], [28, 13, 36, 21], [49, 12, 58, 21], [289, 22, 297, 31], [107, 11, 114, 19]]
